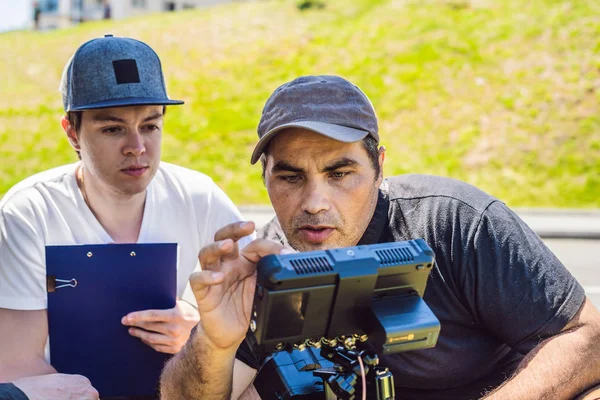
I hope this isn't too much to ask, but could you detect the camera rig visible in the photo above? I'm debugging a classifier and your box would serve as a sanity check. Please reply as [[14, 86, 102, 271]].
[[248, 239, 440, 399]]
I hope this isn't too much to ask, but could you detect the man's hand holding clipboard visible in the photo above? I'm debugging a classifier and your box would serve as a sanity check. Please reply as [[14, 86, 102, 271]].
[[121, 298, 199, 354]]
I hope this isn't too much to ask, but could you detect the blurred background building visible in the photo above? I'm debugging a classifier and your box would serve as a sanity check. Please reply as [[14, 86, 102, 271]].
[[0, 0, 234, 32]]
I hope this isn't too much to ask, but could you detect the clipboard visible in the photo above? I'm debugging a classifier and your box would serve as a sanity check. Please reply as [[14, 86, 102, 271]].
[[46, 243, 177, 398]]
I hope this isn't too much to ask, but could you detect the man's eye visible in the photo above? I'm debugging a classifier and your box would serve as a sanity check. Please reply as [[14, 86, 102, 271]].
[[330, 171, 349, 180], [102, 127, 123, 134], [279, 175, 301, 183], [143, 124, 160, 132]]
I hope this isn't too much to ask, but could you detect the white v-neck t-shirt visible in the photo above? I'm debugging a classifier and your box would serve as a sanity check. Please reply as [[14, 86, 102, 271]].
[[0, 162, 253, 359]]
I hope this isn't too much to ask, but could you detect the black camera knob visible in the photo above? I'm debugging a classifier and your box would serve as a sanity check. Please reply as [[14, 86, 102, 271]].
[[256, 284, 264, 299]]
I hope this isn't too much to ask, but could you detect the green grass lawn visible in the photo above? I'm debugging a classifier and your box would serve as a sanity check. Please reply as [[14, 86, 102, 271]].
[[1, 0, 599, 207]]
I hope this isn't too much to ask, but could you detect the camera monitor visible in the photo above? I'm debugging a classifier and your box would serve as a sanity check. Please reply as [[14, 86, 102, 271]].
[[248, 239, 440, 359]]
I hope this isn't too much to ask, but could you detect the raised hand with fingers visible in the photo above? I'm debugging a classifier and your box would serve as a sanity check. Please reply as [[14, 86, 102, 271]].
[[190, 221, 284, 351], [160, 221, 282, 400]]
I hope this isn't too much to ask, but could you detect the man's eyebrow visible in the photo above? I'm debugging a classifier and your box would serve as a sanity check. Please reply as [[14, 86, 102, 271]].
[[271, 161, 304, 174], [90, 112, 163, 123], [91, 114, 125, 123], [143, 112, 164, 122], [322, 158, 359, 173]]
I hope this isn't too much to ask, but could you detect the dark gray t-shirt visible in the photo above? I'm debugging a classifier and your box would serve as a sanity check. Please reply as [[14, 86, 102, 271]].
[[245, 174, 585, 399], [0, 384, 27, 400]]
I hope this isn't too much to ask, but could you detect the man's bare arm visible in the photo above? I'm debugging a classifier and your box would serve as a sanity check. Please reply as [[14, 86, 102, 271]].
[[160, 222, 282, 399], [12, 374, 99, 400], [239, 383, 262, 400], [0, 308, 55, 381], [160, 325, 257, 400], [483, 298, 600, 400], [160, 324, 238, 399]]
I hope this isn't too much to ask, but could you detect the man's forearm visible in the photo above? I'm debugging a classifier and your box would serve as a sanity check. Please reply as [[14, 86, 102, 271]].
[[160, 325, 238, 400], [483, 325, 600, 400], [0, 359, 56, 382]]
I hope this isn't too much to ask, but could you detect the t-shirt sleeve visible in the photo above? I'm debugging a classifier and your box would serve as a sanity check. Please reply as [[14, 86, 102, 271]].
[[202, 181, 256, 250], [0, 194, 47, 310], [0, 383, 29, 400], [469, 201, 585, 354]]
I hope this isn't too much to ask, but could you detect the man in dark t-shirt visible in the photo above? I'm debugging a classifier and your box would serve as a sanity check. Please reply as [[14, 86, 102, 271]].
[[253, 175, 584, 399], [160, 76, 600, 400]]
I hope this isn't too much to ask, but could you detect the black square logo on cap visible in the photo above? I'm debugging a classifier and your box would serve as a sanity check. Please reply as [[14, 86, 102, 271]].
[[112, 59, 141, 84]]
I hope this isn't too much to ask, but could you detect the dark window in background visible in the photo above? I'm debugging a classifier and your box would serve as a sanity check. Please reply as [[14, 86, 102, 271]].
[[40, 0, 59, 12], [164, 2, 176, 11]]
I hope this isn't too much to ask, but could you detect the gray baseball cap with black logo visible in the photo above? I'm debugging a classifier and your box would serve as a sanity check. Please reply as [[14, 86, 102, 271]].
[[60, 34, 184, 111], [251, 75, 379, 164]]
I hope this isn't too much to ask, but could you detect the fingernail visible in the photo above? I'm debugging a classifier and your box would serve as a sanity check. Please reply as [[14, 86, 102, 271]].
[[211, 271, 224, 280], [280, 247, 297, 255], [241, 221, 252, 228], [121, 316, 127, 324]]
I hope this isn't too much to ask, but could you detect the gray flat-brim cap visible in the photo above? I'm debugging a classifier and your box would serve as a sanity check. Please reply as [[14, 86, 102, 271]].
[[60, 34, 184, 111], [251, 75, 379, 164]]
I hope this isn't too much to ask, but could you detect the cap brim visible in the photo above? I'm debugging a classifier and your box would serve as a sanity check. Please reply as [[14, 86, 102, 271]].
[[68, 97, 184, 111], [250, 121, 369, 164]]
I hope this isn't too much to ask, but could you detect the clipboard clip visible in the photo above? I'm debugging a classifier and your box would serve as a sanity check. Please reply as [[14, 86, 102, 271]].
[[47, 275, 78, 293]]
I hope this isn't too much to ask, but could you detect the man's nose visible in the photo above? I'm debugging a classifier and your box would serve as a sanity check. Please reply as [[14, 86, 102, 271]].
[[123, 131, 146, 156], [300, 180, 330, 214]]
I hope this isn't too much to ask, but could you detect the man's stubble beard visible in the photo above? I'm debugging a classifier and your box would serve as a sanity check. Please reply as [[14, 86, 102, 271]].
[[284, 183, 380, 252]]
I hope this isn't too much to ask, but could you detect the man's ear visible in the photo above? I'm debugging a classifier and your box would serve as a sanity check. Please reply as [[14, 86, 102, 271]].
[[377, 145, 386, 181], [61, 116, 80, 151]]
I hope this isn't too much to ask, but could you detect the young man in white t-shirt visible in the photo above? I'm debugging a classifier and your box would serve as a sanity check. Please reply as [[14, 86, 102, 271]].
[[0, 35, 253, 398]]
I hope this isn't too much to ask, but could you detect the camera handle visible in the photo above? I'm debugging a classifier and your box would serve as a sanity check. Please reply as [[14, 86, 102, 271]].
[[313, 346, 395, 400]]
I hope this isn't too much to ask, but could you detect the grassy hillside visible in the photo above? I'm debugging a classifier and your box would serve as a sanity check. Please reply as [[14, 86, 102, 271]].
[[1, 0, 599, 207]]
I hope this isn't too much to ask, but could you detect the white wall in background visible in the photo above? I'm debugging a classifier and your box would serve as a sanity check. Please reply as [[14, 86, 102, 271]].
[[0, 0, 32, 32]]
